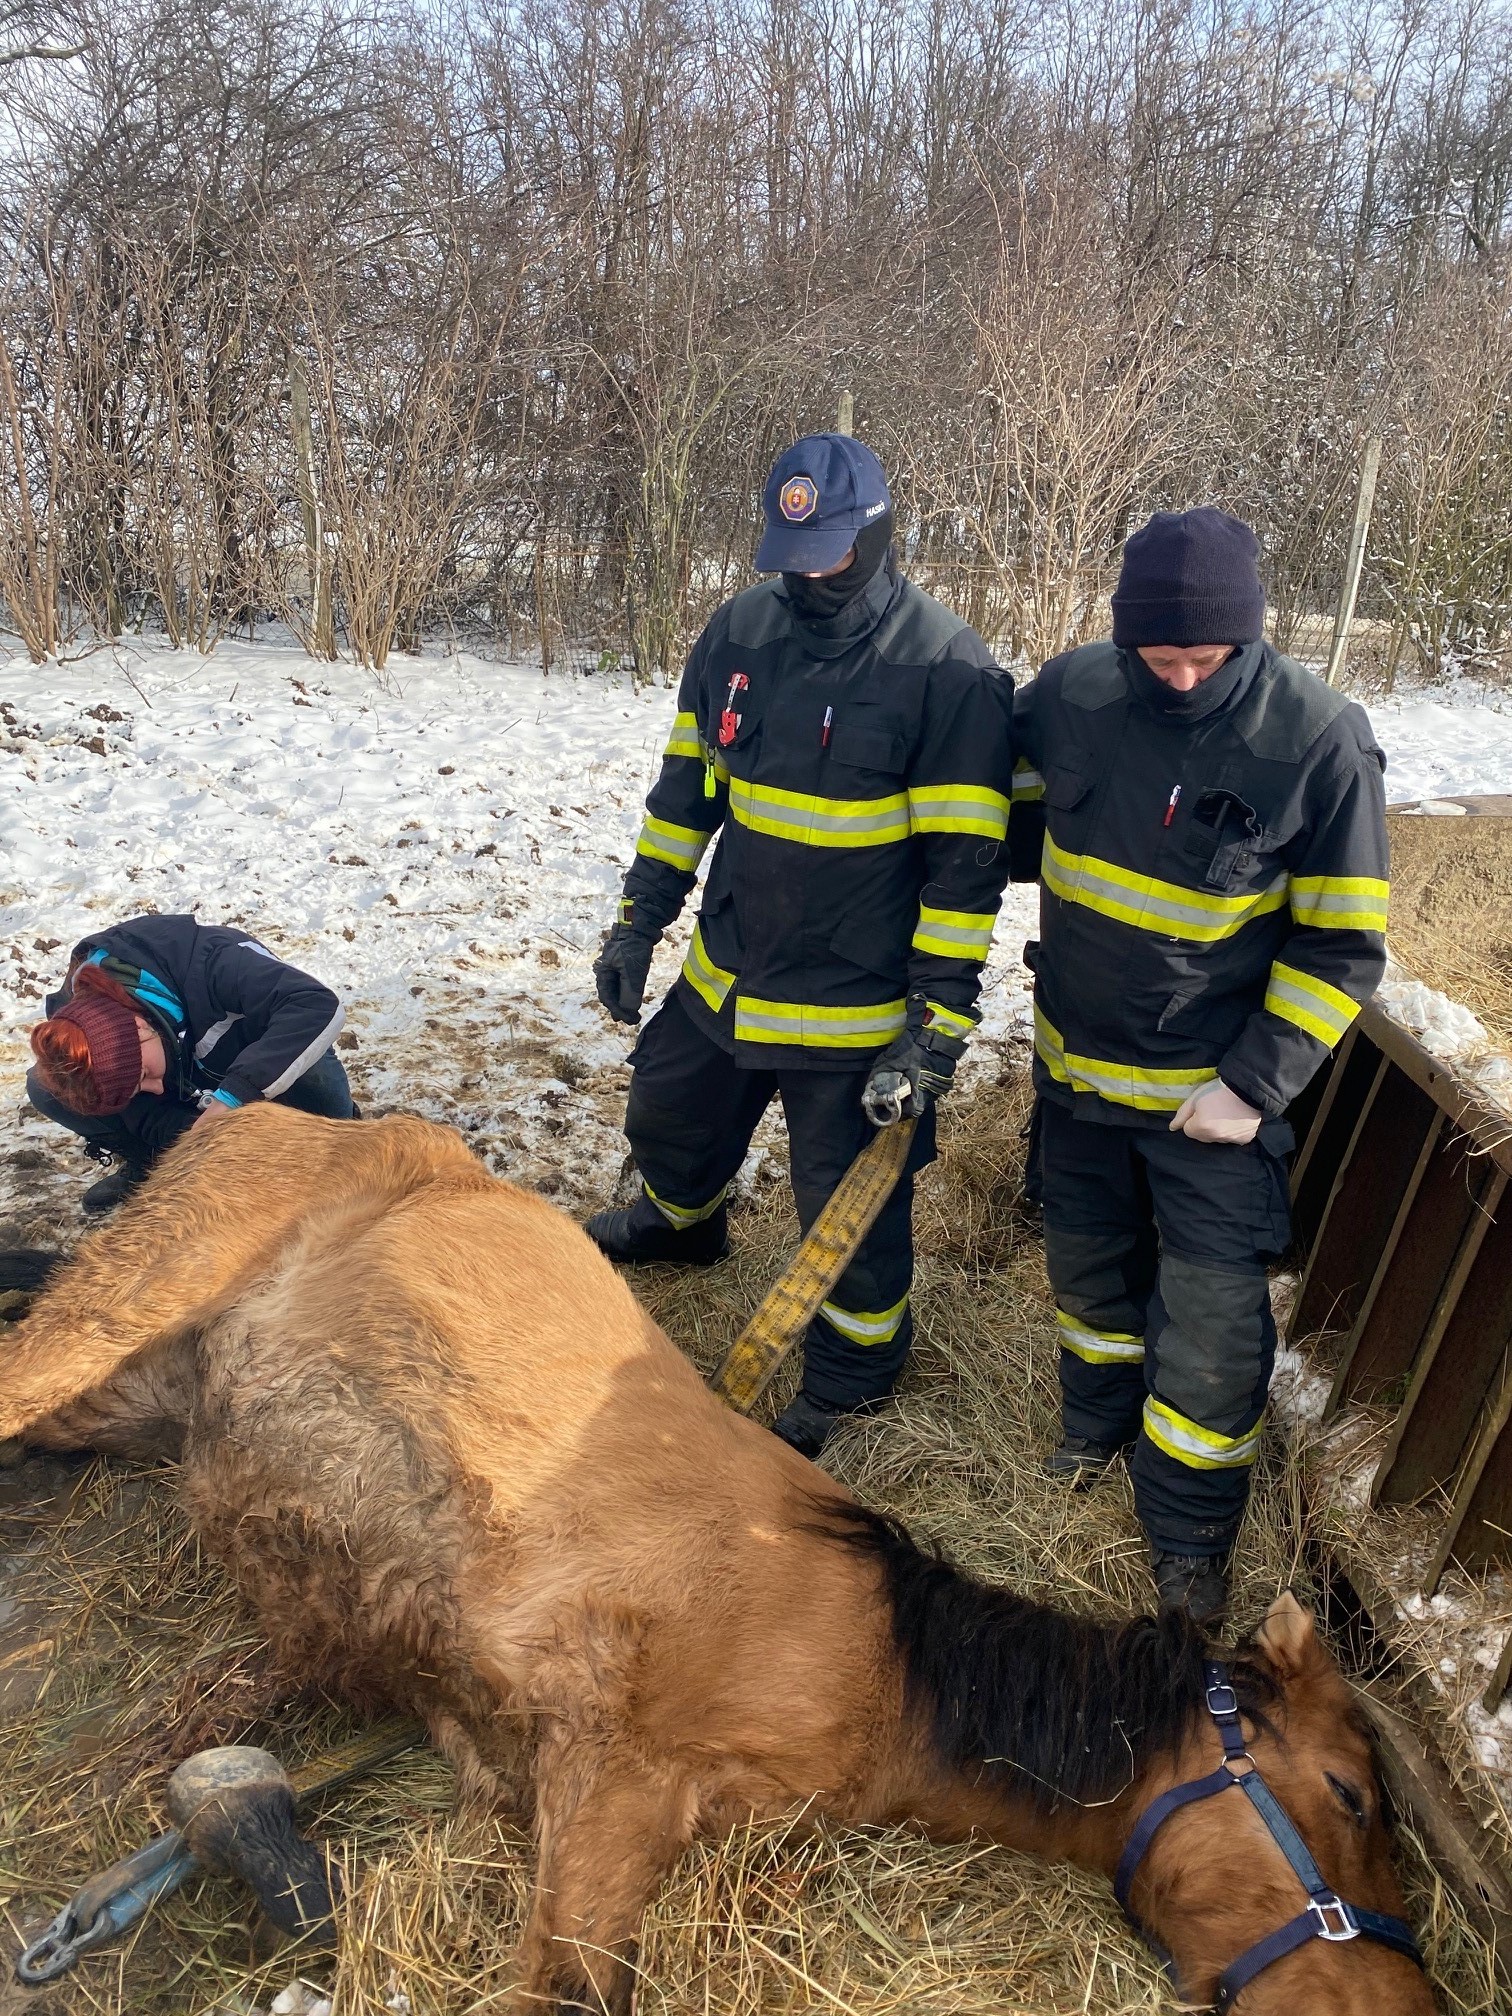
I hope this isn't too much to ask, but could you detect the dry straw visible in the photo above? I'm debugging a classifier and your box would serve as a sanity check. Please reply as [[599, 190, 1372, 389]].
[[0, 1065, 1502, 2013]]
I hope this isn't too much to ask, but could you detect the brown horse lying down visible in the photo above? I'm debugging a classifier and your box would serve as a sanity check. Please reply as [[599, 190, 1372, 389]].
[[1, 1108, 1432, 2015]]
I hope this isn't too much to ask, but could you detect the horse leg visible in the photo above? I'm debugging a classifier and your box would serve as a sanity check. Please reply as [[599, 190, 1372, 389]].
[[516, 1735, 697, 2015]]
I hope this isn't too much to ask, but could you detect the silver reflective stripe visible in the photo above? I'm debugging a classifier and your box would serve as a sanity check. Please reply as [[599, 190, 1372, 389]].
[[258, 1005, 347, 1098], [194, 1012, 242, 1059], [1051, 856, 1288, 932], [735, 1004, 906, 1037]]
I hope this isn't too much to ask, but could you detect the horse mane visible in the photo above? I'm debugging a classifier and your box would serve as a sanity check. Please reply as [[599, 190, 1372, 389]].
[[819, 1499, 1277, 1813]]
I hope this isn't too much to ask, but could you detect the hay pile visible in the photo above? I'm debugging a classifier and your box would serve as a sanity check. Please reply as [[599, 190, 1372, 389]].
[[0, 1060, 1501, 2015], [1386, 811, 1512, 1052]]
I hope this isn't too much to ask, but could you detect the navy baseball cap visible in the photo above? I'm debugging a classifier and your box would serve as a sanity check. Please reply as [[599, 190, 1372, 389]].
[[755, 433, 892, 573]]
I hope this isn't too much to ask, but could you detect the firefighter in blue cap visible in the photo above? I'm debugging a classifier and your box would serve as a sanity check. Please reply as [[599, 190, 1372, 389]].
[[588, 433, 1015, 1455]]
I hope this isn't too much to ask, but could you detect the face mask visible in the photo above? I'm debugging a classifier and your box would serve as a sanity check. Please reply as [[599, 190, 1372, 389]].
[[782, 513, 895, 621]]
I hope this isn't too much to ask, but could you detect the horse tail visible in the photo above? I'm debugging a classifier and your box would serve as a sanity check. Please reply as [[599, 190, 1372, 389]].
[[0, 1249, 61, 1296]]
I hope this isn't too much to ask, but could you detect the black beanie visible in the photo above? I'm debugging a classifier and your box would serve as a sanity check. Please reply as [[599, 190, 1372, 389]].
[[1110, 508, 1265, 648]]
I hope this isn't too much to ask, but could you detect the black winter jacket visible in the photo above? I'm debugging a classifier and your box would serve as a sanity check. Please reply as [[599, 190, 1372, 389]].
[[620, 565, 1016, 1068], [47, 915, 346, 1124], [1008, 642, 1388, 1125]]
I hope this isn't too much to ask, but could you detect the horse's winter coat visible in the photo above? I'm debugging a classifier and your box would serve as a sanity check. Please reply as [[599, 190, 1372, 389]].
[[1, 1108, 1433, 2014]]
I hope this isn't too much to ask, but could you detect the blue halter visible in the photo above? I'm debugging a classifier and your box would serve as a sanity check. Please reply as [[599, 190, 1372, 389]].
[[1113, 1660, 1426, 2010]]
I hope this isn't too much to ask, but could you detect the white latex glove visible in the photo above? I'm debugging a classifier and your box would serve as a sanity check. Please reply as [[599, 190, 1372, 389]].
[[1169, 1079, 1263, 1145]]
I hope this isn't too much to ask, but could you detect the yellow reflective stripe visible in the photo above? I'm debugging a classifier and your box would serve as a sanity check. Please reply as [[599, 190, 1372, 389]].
[[1143, 1397, 1263, 1471], [925, 1001, 976, 1040], [1264, 961, 1359, 1047], [644, 1181, 727, 1230], [912, 905, 996, 961], [907, 783, 1010, 839], [663, 710, 702, 760], [734, 994, 907, 1049], [1056, 1309, 1145, 1365], [1033, 1005, 1217, 1111], [1012, 761, 1045, 802], [636, 815, 712, 872], [681, 923, 735, 1014], [820, 1291, 910, 1345], [1042, 834, 1288, 944], [729, 775, 911, 848], [1289, 874, 1388, 932]]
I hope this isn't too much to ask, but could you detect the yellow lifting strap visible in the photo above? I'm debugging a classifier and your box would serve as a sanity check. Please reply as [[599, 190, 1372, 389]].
[[709, 1117, 917, 1415]]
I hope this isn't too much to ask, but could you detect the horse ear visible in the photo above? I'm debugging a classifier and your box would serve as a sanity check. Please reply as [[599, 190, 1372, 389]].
[[1254, 1590, 1319, 1679]]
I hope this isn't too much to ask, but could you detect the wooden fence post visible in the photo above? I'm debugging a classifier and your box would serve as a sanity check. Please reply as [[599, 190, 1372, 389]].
[[835, 389, 854, 436], [1324, 435, 1382, 687], [289, 356, 336, 659]]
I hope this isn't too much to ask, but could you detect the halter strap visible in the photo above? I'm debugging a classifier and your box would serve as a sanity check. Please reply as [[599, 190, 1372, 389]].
[[1115, 1659, 1426, 2009]]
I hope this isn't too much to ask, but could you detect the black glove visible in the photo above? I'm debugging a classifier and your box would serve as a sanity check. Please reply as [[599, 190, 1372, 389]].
[[593, 921, 657, 1026], [862, 1009, 970, 1126]]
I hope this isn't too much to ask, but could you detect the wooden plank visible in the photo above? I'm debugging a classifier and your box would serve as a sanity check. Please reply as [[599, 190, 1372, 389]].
[[1290, 1025, 1373, 1251], [1430, 1370, 1512, 1583], [1325, 1108, 1446, 1418], [1376, 1171, 1512, 1507], [1292, 1061, 1437, 1341], [1361, 1003, 1512, 1179], [1487, 1626, 1512, 1714]]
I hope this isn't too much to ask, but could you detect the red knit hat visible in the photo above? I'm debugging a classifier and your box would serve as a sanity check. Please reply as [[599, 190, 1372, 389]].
[[31, 968, 145, 1115]]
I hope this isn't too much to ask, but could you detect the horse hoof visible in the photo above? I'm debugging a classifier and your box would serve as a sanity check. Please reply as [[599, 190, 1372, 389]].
[[166, 1745, 341, 1941]]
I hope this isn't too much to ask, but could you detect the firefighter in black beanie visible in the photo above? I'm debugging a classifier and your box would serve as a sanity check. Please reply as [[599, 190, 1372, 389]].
[[587, 434, 1015, 1456], [1009, 509, 1389, 1621]]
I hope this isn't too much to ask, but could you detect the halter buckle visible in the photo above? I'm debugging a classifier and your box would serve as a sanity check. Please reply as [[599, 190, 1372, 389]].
[[1204, 1680, 1239, 1720], [1308, 1895, 1360, 1942]]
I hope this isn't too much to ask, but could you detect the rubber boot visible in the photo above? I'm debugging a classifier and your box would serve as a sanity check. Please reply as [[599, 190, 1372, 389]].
[[586, 1192, 728, 1266], [81, 1160, 150, 1215], [1151, 1548, 1231, 1626]]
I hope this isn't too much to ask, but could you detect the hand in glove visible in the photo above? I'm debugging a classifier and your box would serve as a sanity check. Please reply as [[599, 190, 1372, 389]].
[[593, 921, 657, 1026], [862, 1015, 969, 1127], [1169, 1078, 1263, 1145]]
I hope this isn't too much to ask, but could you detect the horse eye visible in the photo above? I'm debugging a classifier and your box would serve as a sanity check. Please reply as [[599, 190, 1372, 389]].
[[1326, 1771, 1368, 1826]]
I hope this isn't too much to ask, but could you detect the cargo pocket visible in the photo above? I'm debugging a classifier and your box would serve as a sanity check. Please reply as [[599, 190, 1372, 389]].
[[1182, 788, 1264, 891]]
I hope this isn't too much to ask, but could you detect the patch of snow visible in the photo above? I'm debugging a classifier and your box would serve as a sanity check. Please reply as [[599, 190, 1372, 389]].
[[1370, 692, 1512, 802]]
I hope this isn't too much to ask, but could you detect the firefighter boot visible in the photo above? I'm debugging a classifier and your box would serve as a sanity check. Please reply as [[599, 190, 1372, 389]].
[[1045, 1433, 1132, 1485], [770, 1392, 846, 1460], [586, 1190, 728, 1266], [1151, 1548, 1231, 1626]]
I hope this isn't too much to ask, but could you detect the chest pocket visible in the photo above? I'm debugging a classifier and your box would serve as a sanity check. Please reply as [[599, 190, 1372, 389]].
[[1040, 762, 1092, 845], [1182, 787, 1266, 891], [828, 721, 908, 778]]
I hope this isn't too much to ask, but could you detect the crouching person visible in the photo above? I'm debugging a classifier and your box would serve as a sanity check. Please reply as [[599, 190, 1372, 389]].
[[587, 433, 1015, 1457], [1007, 510, 1388, 1623], [27, 914, 353, 1212]]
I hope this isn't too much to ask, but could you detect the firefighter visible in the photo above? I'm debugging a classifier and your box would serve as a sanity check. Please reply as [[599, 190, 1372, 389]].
[[587, 433, 1015, 1456], [1007, 508, 1388, 1621], [27, 913, 353, 1211]]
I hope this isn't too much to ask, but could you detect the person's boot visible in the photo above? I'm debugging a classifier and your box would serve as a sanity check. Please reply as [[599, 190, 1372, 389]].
[[770, 1391, 847, 1459], [586, 1194, 728, 1266], [1151, 1548, 1231, 1626], [1045, 1433, 1131, 1485], [81, 1158, 150, 1215]]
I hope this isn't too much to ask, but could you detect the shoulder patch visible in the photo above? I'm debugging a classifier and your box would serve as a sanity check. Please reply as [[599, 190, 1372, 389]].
[[726, 580, 791, 650], [872, 581, 973, 666], [1060, 644, 1126, 710], [1234, 650, 1353, 764]]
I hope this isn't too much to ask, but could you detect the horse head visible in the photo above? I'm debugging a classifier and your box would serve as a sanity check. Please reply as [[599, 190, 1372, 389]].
[[1125, 1592, 1435, 2014]]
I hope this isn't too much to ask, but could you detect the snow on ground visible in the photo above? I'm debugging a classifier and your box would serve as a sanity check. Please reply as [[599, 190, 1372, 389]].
[[5, 639, 1512, 1233], [0, 632, 1039, 1227]]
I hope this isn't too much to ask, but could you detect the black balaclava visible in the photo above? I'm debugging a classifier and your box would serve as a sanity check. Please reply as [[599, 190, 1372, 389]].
[[1121, 638, 1264, 721], [782, 511, 895, 623]]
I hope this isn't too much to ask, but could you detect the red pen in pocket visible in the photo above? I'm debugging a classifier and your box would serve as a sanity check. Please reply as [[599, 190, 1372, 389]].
[[821, 705, 833, 748], [1163, 784, 1181, 828]]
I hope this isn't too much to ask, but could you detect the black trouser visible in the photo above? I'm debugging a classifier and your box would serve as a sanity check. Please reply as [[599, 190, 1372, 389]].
[[26, 1049, 354, 1164], [624, 991, 937, 1409], [1038, 1097, 1293, 1557]]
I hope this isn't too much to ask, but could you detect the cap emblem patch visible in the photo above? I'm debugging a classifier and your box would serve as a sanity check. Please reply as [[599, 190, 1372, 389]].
[[780, 475, 819, 522]]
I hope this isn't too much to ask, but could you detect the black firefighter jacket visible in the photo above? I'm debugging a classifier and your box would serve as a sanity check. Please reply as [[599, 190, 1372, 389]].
[[1007, 641, 1389, 1125], [46, 914, 346, 1135], [620, 565, 1016, 1069]]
